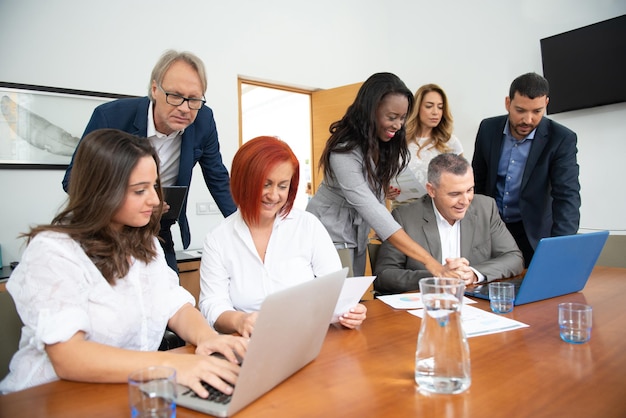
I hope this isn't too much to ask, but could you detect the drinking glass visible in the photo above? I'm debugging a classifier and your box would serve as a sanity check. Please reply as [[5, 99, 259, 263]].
[[128, 366, 177, 418], [488, 282, 515, 313], [559, 303, 592, 344]]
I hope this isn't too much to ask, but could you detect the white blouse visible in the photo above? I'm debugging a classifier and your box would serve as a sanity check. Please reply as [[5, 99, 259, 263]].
[[199, 208, 342, 327], [393, 135, 464, 203], [0, 232, 194, 394]]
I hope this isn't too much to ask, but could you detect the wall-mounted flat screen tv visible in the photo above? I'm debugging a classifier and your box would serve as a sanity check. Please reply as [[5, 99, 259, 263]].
[[540, 14, 626, 115]]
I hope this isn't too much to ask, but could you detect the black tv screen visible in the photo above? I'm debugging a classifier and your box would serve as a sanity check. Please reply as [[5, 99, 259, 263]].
[[540, 14, 626, 114]]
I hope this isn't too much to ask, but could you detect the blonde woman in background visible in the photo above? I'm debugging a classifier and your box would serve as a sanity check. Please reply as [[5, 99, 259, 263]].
[[389, 84, 463, 207]]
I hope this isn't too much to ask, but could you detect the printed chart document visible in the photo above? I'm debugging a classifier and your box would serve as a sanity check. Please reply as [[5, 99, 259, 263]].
[[409, 305, 529, 337], [377, 292, 477, 310], [392, 169, 427, 201], [332, 276, 376, 323]]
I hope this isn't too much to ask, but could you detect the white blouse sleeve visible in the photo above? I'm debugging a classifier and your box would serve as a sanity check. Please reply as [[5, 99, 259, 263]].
[[198, 229, 235, 327], [150, 238, 196, 319], [307, 211, 343, 276], [7, 234, 97, 349]]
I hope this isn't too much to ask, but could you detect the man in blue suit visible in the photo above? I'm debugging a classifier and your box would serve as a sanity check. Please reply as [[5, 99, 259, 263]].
[[471, 72, 581, 267], [63, 50, 236, 272]]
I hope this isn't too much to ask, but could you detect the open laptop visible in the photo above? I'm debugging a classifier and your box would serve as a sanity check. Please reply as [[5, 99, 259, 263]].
[[464, 231, 609, 305], [177, 267, 348, 417]]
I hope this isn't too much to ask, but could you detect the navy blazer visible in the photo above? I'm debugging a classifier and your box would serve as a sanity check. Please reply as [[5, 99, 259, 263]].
[[373, 194, 524, 295], [62, 97, 236, 248], [471, 115, 581, 249]]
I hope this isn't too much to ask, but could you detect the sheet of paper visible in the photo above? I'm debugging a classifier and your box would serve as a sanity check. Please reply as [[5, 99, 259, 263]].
[[393, 169, 427, 201], [408, 304, 529, 337], [377, 292, 476, 310], [184, 250, 203, 257], [332, 276, 376, 323]]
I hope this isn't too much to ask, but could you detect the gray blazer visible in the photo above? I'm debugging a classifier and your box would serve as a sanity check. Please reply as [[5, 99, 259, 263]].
[[374, 194, 523, 295], [306, 149, 401, 251]]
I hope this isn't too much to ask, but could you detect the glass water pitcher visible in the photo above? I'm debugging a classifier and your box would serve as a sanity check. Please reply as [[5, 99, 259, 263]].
[[415, 277, 471, 394]]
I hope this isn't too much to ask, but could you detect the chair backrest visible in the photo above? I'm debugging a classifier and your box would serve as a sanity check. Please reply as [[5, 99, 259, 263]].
[[336, 248, 354, 278], [366, 242, 382, 300], [0, 290, 23, 380], [367, 241, 381, 273], [337, 243, 381, 300]]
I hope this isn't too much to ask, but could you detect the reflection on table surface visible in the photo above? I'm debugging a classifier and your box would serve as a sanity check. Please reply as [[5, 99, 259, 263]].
[[0, 266, 625, 418]]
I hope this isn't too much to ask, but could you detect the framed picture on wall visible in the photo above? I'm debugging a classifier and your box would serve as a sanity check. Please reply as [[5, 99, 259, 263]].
[[0, 82, 135, 169]]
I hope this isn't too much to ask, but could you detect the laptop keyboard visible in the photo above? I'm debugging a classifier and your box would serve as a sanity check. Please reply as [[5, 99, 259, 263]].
[[181, 382, 233, 405]]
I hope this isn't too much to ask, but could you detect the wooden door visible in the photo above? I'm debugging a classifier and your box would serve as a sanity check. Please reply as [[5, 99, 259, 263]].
[[310, 81, 377, 296], [310, 82, 362, 194]]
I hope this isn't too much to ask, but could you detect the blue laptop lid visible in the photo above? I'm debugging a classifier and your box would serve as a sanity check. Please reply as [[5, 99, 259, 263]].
[[514, 230, 609, 305]]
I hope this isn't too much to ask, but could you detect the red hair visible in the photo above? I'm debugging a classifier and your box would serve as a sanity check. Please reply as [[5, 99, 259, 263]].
[[231, 136, 300, 226]]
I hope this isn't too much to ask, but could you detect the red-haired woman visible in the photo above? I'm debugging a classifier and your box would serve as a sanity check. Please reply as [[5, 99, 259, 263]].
[[198, 136, 366, 338]]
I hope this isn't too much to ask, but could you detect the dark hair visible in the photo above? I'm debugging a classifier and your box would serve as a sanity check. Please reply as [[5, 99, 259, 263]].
[[25, 129, 163, 284], [231, 136, 299, 226], [319, 72, 413, 196], [427, 153, 471, 187], [509, 72, 549, 100]]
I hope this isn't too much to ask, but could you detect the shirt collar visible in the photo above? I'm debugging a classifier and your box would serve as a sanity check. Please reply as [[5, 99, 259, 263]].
[[503, 117, 537, 143], [233, 207, 296, 232], [431, 199, 459, 229], [147, 101, 185, 139]]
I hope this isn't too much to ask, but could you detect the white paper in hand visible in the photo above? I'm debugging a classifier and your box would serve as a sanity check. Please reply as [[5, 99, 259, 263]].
[[393, 169, 427, 201], [332, 276, 376, 323]]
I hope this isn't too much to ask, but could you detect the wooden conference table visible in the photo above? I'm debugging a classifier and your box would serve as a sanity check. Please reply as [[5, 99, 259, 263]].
[[1, 266, 625, 418]]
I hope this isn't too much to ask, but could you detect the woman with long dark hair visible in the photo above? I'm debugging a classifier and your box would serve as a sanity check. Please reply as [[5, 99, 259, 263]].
[[306, 73, 458, 278]]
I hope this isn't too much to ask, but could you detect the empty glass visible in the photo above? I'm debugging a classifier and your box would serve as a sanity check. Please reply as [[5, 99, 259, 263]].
[[488, 282, 515, 314], [559, 303, 592, 344]]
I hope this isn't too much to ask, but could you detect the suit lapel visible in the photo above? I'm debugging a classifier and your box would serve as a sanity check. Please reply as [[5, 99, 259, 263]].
[[488, 117, 508, 192], [132, 98, 150, 136], [522, 117, 549, 191], [177, 125, 195, 187], [421, 197, 443, 263], [460, 205, 477, 257]]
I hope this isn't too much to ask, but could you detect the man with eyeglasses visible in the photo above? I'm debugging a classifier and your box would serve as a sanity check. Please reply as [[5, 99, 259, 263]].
[[62, 50, 236, 273]]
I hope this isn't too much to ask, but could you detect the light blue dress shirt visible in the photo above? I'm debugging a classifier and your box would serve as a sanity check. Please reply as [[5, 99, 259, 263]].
[[495, 120, 536, 223]]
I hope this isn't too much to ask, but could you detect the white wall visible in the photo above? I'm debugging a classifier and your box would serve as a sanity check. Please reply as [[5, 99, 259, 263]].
[[1, 0, 625, 264]]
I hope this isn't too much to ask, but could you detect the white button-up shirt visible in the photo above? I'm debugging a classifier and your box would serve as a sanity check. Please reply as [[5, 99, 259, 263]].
[[0, 232, 194, 394], [199, 208, 342, 327]]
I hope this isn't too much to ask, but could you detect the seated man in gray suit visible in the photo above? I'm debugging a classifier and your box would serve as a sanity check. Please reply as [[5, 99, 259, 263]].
[[374, 153, 523, 295]]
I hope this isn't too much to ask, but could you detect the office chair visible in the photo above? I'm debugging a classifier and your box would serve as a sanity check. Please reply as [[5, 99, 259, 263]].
[[0, 291, 23, 380], [159, 329, 186, 351], [367, 241, 381, 273], [366, 241, 382, 300], [336, 248, 354, 278]]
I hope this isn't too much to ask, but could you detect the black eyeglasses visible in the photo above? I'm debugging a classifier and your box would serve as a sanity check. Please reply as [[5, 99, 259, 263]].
[[158, 85, 206, 110]]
